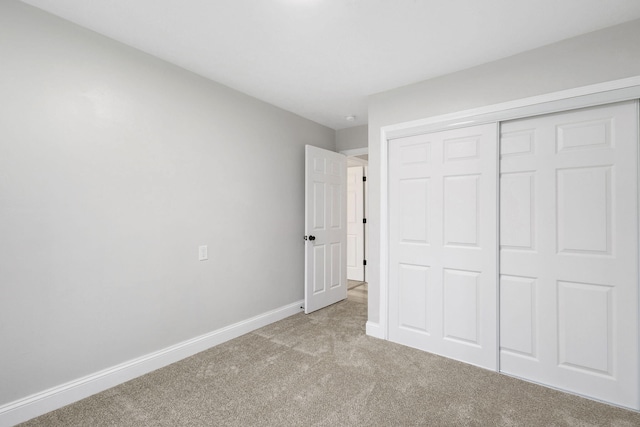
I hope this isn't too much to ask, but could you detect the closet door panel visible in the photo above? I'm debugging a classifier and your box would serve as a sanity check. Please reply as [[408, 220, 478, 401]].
[[389, 124, 498, 370], [499, 101, 639, 410]]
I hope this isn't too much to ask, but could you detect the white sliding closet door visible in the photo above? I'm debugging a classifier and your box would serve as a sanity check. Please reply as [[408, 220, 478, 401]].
[[388, 124, 498, 370], [499, 101, 639, 409]]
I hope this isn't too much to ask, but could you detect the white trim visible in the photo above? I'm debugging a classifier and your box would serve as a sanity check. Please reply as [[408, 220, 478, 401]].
[[636, 100, 640, 414], [340, 147, 368, 157], [379, 127, 389, 340], [365, 321, 384, 339], [347, 157, 368, 167], [378, 76, 640, 342], [0, 301, 304, 427], [384, 76, 640, 140]]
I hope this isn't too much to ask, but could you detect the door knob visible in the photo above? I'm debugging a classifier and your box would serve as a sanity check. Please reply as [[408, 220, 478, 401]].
[[308, 235, 316, 241]]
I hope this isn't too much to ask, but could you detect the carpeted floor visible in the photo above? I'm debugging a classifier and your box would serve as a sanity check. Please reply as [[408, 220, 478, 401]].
[[347, 282, 367, 304], [347, 279, 366, 290], [20, 288, 640, 426]]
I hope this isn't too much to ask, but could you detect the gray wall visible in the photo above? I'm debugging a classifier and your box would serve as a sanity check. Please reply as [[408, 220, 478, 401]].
[[367, 19, 640, 325], [0, 0, 335, 405], [336, 125, 368, 151]]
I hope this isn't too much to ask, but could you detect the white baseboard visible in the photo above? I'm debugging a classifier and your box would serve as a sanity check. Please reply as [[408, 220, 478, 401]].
[[366, 321, 384, 339], [0, 300, 304, 427]]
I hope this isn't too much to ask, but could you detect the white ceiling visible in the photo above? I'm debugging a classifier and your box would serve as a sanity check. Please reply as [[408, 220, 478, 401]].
[[20, 0, 640, 130]]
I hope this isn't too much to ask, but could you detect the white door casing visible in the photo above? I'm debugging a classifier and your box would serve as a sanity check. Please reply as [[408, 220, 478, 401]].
[[364, 165, 368, 281], [388, 123, 499, 370], [499, 101, 639, 409], [305, 145, 347, 314], [347, 166, 365, 281]]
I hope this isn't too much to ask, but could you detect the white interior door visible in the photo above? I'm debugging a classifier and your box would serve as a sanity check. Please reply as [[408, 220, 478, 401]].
[[347, 166, 365, 281], [305, 145, 347, 314], [499, 101, 639, 409], [388, 123, 498, 370]]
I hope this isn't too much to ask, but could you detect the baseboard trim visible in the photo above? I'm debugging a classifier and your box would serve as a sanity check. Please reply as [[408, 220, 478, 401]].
[[366, 321, 384, 339], [0, 300, 304, 427]]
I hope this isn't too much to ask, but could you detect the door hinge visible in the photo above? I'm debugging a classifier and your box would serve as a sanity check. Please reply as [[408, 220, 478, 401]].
[[363, 260, 367, 266], [363, 218, 367, 224], [363, 176, 367, 182]]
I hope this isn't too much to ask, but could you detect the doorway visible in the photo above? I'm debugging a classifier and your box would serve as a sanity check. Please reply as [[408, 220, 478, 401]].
[[344, 150, 368, 298]]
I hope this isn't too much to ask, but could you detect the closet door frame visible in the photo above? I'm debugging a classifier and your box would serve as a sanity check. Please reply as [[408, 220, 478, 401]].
[[376, 76, 640, 407], [376, 76, 640, 342], [378, 76, 640, 409]]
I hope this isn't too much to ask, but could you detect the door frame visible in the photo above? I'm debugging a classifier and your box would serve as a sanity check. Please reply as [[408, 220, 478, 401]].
[[342, 148, 369, 284], [374, 76, 640, 340], [346, 164, 365, 281]]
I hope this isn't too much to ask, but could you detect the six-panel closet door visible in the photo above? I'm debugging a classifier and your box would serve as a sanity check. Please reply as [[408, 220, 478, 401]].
[[387, 100, 639, 410], [388, 123, 498, 370], [499, 101, 639, 409]]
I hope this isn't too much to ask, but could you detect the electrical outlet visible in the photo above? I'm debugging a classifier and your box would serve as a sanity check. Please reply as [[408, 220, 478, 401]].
[[198, 245, 208, 261]]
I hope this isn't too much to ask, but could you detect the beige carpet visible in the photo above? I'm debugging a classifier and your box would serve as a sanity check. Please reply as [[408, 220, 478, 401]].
[[20, 289, 640, 426], [347, 279, 366, 290]]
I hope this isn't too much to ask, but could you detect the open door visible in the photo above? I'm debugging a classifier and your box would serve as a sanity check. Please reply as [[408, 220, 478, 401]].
[[304, 145, 347, 314]]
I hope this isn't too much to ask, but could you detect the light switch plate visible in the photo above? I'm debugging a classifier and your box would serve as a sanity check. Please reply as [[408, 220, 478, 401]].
[[198, 245, 208, 261]]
